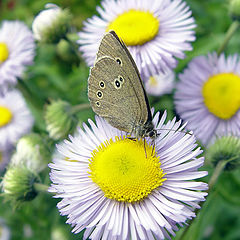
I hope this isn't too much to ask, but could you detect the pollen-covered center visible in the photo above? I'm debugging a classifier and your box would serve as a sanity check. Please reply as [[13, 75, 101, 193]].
[[202, 73, 240, 119], [0, 42, 9, 63], [0, 106, 13, 127], [149, 76, 158, 87], [89, 137, 165, 203], [106, 10, 159, 46]]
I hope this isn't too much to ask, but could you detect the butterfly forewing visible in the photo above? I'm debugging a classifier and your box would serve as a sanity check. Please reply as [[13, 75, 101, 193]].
[[88, 57, 143, 133], [95, 31, 152, 124]]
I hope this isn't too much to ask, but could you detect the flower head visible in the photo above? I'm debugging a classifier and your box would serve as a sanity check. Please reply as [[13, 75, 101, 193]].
[[2, 165, 39, 206], [49, 111, 208, 239], [206, 136, 240, 171], [0, 90, 34, 149], [11, 133, 52, 173], [229, 0, 240, 20], [175, 53, 240, 146], [44, 99, 78, 141], [145, 69, 175, 96], [0, 21, 35, 91], [78, 0, 196, 80], [32, 4, 72, 43]]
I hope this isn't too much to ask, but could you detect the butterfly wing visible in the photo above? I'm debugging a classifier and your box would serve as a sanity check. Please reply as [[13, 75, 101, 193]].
[[88, 56, 143, 133], [88, 31, 152, 133]]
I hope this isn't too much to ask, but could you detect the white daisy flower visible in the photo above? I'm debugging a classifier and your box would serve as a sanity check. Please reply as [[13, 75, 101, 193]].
[[49, 111, 208, 240], [174, 52, 240, 146], [78, 0, 196, 81], [145, 69, 175, 96], [0, 20, 35, 91], [0, 90, 34, 149]]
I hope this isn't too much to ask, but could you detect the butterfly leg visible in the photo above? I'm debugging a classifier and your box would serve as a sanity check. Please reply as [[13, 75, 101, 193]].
[[143, 137, 148, 158], [151, 140, 156, 157]]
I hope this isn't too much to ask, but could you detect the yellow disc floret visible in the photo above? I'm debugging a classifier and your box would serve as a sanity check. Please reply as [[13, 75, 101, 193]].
[[89, 137, 166, 203], [0, 106, 13, 127], [0, 42, 9, 63], [106, 10, 159, 46], [202, 73, 240, 119], [149, 76, 158, 87]]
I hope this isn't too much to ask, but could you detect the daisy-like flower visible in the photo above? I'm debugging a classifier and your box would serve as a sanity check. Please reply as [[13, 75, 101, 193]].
[[174, 53, 240, 146], [0, 20, 35, 91], [145, 69, 175, 96], [0, 90, 34, 149], [78, 0, 196, 80], [49, 111, 208, 239]]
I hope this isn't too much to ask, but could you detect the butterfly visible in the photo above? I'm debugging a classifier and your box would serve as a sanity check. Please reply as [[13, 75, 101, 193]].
[[88, 30, 157, 140]]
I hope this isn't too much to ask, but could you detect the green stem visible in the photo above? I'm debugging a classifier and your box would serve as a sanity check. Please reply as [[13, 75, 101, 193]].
[[64, 34, 82, 59], [179, 160, 228, 240], [17, 80, 43, 110], [70, 103, 91, 114], [217, 20, 240, 56], [33, 183, 50, 193]]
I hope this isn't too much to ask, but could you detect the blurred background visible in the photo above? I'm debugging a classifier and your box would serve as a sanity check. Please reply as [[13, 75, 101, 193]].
[[0, 0, 240, 239]]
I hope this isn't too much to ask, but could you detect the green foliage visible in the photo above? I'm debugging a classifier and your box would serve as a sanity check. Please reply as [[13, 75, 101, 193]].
[[0, 0, 240, 239]]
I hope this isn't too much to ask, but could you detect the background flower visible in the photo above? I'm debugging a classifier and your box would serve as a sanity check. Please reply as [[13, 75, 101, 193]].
[[174, 53, 240, 146], [0, 90, 34, 149], [145, 69, 175, 96], [78, 0, 196, 80], [0, 21, 35, 91], [32, 4, 72, 43]]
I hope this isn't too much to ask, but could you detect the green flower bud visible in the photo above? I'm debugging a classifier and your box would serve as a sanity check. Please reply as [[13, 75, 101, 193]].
[[11, 133, 52, 173], [229, 0, 240, 20], [2, 166, 39, 206], [206, 136, 240, 171], [32, 4, 72, 43], [56, 38, 79, 63], [44, 100, 78, 141]]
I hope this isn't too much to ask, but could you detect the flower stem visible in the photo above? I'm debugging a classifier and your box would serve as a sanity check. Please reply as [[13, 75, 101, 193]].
[[179, 160, 228, 240], [217, 20, 240, 56], [33, 183, 49, 193], [70, 103, 91, 114], [64, 34, 82, 59]]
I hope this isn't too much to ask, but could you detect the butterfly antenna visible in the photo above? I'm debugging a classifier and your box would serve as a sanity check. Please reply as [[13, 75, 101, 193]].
[[155, 128, 193, 136]]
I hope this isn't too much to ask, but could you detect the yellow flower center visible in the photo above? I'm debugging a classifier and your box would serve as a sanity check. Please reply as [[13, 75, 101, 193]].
[[0, 42, 9, 63], [202, 73, 240, 119], [89, 137, 166, 203], [0, 106, 13, 127], [106, 10, 159, 46], [149, 76, 158, 86]]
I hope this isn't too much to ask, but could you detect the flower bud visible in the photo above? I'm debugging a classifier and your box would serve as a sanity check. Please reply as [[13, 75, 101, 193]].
[[2, 166, 39, 206], [32, 4, 72, 43], [11, 133, 52, 173], [206, 136, 240, 171], [44, 100, 78, 141], [229, 0, 240, 20]]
